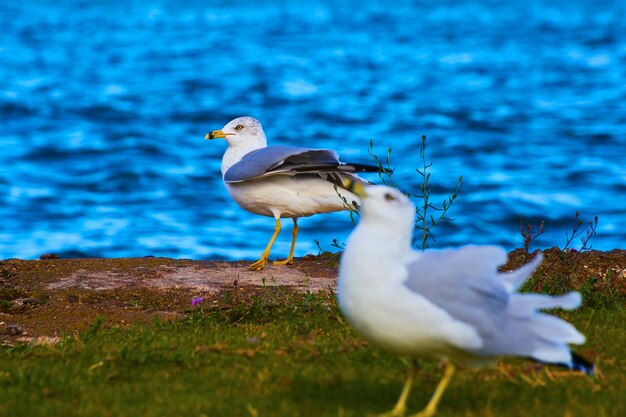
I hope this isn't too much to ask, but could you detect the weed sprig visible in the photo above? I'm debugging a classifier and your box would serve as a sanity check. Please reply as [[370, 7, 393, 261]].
[[368, 136, 463, 250]]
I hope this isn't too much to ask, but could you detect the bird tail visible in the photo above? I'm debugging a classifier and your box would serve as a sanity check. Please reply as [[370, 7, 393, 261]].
[[534, 351, 595, 376], [507, 289, 589, 373], [570, 352, 595, 375]]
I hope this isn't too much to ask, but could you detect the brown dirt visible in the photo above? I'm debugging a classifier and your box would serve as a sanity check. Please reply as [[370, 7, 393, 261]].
[[0, 253, 340, 342], [506, 248, 626, 293], [1, 249, 624, 344]]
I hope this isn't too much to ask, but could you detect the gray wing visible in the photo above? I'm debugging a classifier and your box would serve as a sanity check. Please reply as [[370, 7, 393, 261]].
[[224, 145, 377, 183], [405, 246, 583, 361], [405, 245, 510, 342]]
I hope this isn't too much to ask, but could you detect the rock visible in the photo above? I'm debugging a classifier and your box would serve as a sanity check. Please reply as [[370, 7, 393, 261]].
[[4, 324, 24, 336], [11, 298, 42, 307]]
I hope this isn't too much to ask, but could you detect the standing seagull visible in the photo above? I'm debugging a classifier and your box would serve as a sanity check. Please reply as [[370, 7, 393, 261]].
[[338, 180, 593, 417], [205, 117, 377, 270]]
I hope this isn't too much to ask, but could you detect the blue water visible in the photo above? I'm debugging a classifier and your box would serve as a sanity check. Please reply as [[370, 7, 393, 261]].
[[1, 0, 625, 260]]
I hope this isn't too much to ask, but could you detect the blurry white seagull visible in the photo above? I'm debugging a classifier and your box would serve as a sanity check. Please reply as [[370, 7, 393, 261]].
[[205, 116, 377, 270], [338, 180, 593, 417]]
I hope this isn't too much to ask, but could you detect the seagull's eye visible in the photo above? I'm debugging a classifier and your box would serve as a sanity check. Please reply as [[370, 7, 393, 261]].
[[235, 125, 245, 131], [384, 193, 395, 201]]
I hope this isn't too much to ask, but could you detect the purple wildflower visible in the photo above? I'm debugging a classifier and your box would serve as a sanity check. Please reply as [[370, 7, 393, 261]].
[[191, 296, 205, 306]]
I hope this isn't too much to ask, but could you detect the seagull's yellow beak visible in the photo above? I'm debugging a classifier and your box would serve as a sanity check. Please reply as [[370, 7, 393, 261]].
[[342, 178, 367, 197], [205, 130, 233, 140]]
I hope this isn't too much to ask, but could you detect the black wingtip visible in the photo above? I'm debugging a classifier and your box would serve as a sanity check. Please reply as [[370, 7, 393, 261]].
[[343, 162, 381, 173], [570, 352, 595, 376], [531, 352, 595, 376]]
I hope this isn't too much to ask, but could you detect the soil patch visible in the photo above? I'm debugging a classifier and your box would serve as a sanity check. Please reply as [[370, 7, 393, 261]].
[[0, 254, 339, 341]]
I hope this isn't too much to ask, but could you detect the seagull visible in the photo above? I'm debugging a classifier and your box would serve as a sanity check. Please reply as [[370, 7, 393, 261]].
[[338, 179, 593, 417], [205, 116, 378, 270]]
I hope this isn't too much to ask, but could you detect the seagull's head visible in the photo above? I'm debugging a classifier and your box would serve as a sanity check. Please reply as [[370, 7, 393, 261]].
[[205, 116, 267, 149], [342, 180, 415, 232]]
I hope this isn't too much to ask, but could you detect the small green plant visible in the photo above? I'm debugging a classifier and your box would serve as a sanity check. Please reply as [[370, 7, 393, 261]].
[[367, 139, 398, 189], [413, 136, 463, 249], [562, 211, 599, 252], [325, 136, 463, 252], [530, 212, 600, 289], [314, 238, 345, 255], [520, 211, 599, 257], [520, 218, 545, 255], [334, 184, 360, 224], [557, 212, 599, 281], [368, 136, 463, 250]]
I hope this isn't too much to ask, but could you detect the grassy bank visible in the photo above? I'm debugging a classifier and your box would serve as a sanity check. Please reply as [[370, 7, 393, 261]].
[[1, 287, 624, 417]]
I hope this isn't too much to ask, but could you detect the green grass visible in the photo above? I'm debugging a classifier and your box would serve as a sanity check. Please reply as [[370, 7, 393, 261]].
[[1, 289, 624, 417]]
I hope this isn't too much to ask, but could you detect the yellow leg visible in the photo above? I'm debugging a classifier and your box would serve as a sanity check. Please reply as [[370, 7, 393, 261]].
[[410, 362, 456, 417], [273, 218, 298, 266], [378, 360, 417, 417], [249, 218, 282, 271]]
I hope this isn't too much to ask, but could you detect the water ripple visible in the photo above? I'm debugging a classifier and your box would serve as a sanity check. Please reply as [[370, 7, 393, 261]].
[[1, 0, 624, 259]]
